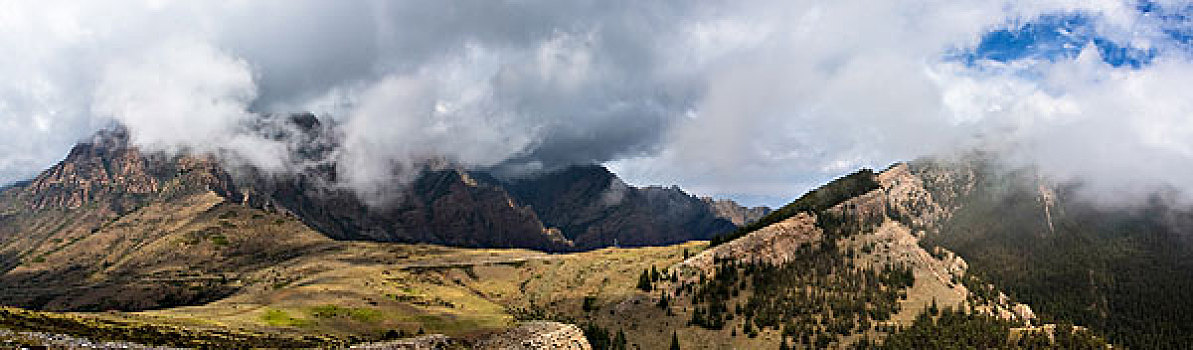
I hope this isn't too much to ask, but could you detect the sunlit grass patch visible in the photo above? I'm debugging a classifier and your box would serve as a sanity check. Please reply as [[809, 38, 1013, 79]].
[[309, 305, 382, 323], [261, 308, 310, 327]]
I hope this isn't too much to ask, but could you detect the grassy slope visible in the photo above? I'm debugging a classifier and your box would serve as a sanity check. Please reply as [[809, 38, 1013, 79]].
[[1, 190, 707, 346], [146, 240, 703, 340]]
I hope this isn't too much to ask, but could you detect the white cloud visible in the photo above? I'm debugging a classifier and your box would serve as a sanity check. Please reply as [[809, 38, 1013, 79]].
[[93, 39, 258, 154], [1, 0, 1192, 208]]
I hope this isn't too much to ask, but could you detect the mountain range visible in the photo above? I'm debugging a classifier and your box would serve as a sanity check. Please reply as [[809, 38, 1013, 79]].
[[0, 114, 767, 312], [0, 115, 1184, 348], [3, 114, 764, 252]]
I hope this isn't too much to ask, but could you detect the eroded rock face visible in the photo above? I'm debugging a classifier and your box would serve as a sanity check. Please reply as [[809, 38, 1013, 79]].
[[19, 127, 242, 214], [350, 322, 591, 350], [25, 128, 159, 212], [677, 213, 821, 277], [904, 158, 977, 215], [878, 164, 952, 232], [251, 166, 574, 251], [702, 197, 771, 226]]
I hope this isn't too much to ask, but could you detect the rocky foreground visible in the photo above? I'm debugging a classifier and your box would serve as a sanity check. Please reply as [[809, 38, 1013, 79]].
[[1, 321, 590, 349], [0, 328, 179, 349], [351, 322, 590, 350]]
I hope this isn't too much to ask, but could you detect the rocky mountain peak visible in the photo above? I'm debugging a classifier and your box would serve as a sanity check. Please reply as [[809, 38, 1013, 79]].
[[496, 165, 738, 249], [700, 197, 771, 226], [18, 125, 246, 214], [25, 127, 157, 211]]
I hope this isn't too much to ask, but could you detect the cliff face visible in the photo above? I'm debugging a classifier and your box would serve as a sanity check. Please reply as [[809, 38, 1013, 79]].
[[251, 166, 572, 250], [702, 197, 771, 226], [678, 212, 821, 276], [25, 131, 157, 211], [14, 127, 243, 215]]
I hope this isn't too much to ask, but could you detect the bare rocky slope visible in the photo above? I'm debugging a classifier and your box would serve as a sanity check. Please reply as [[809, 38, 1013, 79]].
[[701, 197, 771, 226]]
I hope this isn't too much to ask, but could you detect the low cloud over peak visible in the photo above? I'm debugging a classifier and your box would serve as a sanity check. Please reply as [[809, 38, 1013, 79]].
[[1, 1, 1192, 207]]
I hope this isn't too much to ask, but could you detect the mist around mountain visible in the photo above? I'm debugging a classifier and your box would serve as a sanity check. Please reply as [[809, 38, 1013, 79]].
[[912, 157, 1193, 348], [0, 135, 1128, 348], [1, 115, 746, 254], [0, 113, 1180, 349]]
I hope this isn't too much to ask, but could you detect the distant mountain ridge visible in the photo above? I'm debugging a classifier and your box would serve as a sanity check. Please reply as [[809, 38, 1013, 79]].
[[700, 197, 770, 226], [1, 113, 750, 253], [492, 165, 740, 249]]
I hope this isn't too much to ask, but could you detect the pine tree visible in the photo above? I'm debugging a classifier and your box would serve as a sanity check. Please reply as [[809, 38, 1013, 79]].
[[670, 331, 681, 350], [689, 307, 704, 327], [637, 269, 653, 292]]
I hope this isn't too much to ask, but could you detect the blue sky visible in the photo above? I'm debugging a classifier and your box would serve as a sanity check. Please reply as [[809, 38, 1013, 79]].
[[961, 2, 1193, 69]]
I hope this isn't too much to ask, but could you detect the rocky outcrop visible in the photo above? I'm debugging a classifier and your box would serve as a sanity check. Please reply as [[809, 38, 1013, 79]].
[[473, 321, 591, 350], [812, 163, 959, 238], [349, 335, 455, 349], [702, 197, 771, 226], [17, 127, 243, 215], [677, 213, 820, 277], [348, 322, 591, 350], [904, 158, 977, 214], [24, 128, 159, 212]]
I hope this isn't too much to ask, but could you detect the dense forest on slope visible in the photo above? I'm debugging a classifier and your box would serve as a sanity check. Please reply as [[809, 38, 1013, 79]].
[[918, 163, 1193, 348], [685, 244, 913, 348], [871, 307, 1106, 349]]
